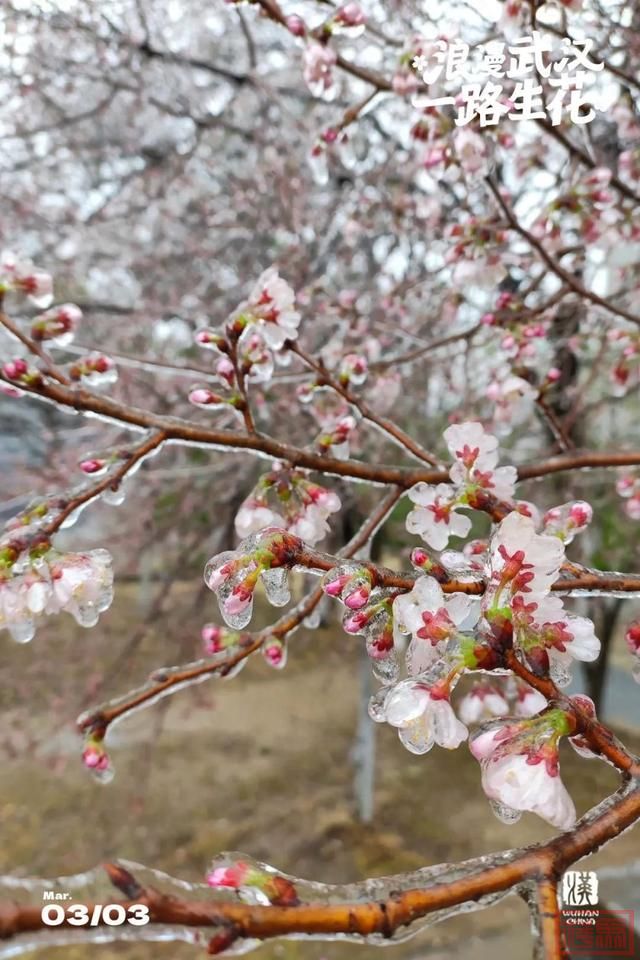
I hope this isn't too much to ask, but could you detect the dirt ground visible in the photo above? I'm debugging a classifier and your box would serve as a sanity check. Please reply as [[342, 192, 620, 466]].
[[1, 579, 639, 960]]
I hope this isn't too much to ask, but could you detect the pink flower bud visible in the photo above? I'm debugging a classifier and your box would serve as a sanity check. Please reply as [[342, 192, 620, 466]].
[[626, 622, 640, 655], [3, 359, 28, 380], [344, 584, 370, 609], [263, 638, 286, 668], [202, 623, 225, 653], [286, 14, 306, 36], [546, 367, 562, 382], [79, 458, 107, 474]]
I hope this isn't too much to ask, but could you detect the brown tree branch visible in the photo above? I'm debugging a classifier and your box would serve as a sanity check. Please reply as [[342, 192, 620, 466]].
[[1, 783, 639, 949]]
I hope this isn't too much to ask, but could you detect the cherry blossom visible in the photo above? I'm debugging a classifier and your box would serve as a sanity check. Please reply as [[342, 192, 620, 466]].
[[235, 466, 341, 545], [406, 483, 471, 551], [302, 43, 337, 99], [0, 548, 114, 643], [444, 421, 517, 502], [393, 575, 478, 674], [470, 711, 576, 829], [542, 501, 593, 544], [457, 681, 510, 726], [242, 268, 301, 349], [383, 678, 468, 755], [0, 250, 53, 308], [406, 422, 516, 551], [512, 681, 548, 718], [30, 304, 82, 346]]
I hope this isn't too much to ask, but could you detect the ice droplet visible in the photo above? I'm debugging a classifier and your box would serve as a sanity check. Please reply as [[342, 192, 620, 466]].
[[260, 567, 291, 607], [490, 800, 522, 825], [90, 762, 115, 785], [303, 606, 321, 629], [371, 653, 399, 685], [368, 686, 389, 723], [101, 484, 126, 506], [72, 603, 100, 628], [549, 659, 572, 688], [8, 620, 36, 644], [220, 593, 254, 630]]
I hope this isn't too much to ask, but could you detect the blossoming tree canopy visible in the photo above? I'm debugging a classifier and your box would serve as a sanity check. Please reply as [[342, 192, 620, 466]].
[[1, 0, 640, 956]]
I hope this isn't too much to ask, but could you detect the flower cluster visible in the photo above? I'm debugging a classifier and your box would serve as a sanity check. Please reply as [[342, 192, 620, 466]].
[[235, 464, 341, 545], [0, 547, 114, 643], [457, 677, 546, 725], [481, 512, 599, 684], [406, 421, 516, 550], [193, 268, 300, 400], [204, 529, 299, 629]]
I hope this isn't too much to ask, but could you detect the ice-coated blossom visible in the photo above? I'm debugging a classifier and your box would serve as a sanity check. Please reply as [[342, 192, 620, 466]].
[[243, 267, 301, 349], [393, 575, 477, 674], [406, 423, 518, 552], [485, 511, 565, 604], [0, 250, 53, 308], [338, 353, 368, 386], [285, 14, 306, 36], [303, 42, 337, 98], [201, 623, 242, 655], [2, 358, 42, 388], [625, 621, 640, 683], [82, 736, 113, 783], [0, 548, 114, 643], [69, 352, 117, 387], [457, 681, 509, 725], [31, 303, 82, 346], [444, 421, 517, 502], [384, 679, 468, 755], [263, 636, 286, 669], [206, 859, 298, 906], [482, 512, 598, 681], [512, 594, 600, 682], [469, 710, 576, 830], [512, 680, 548, 717], [487, 376, 537, 433], [406, 482, 470, 551], [542, 501, 593, 544], [204, 528, 298, 629], [235, 466, 341, 545], [316, 413, 357, 458]]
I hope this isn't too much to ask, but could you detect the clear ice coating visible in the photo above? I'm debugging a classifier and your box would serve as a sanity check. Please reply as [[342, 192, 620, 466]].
[[0, 850, 526, 958], [260, 567, 291, 607], [490, 800, 523, 825]]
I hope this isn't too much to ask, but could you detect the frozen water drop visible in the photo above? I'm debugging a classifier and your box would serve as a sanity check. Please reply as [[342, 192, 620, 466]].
[[220, 594, 254, 630], [549, 659, 572, 688], [371, 653, 399, 684], [368, 686, 389, 723], [8, 620, 36, 643], [91, 763, 115, 785], [73, 603, 100, 628], [261, 567, 291, 607], [101, 484, 126, 506], [490, 800, 522, 824]]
